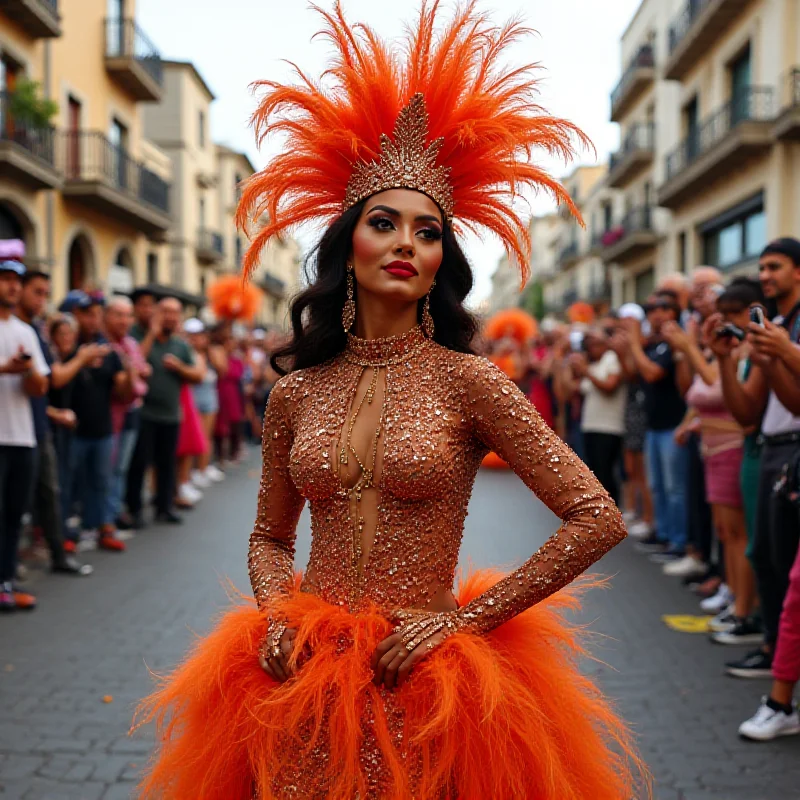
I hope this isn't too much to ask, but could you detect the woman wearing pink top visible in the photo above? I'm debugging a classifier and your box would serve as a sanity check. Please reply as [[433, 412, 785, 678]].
[[665, 303, 757, 643], [212, 325, 245, 466]]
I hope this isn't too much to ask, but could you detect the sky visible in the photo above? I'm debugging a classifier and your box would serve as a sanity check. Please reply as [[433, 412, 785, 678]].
[[137, 0, 642, 304]]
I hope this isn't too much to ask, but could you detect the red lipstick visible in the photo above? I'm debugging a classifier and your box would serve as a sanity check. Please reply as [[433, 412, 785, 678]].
[[383, 260, 418, 279]]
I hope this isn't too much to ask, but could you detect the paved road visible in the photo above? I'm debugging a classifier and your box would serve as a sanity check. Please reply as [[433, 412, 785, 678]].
[[2, 453, 798, 799]]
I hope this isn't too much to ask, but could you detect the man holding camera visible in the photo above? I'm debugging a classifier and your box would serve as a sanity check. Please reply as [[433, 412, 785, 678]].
[[712, 239, 800, 701], [0, 261, 49, 611]]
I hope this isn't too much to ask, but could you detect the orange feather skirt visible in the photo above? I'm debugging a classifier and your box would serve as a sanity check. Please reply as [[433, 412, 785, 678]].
[[135, 571, 646, 799]]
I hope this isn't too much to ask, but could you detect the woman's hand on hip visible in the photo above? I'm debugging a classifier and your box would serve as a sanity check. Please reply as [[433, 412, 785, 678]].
[[258, 626, 297, 683], [372, 610, 461, 691]]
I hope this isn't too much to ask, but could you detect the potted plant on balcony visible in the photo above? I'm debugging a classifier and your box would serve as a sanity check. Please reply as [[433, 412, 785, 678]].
[[7, 79, 58, 159]]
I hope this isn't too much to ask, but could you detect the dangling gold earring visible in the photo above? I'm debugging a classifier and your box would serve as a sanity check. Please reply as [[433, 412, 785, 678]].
[[422, 278, 436, 339], [342, 263, 356, 333]]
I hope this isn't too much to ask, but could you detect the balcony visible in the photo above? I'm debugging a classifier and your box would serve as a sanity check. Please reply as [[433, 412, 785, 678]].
[[260, 272, 287, 299], [558, 241, 580, 268], [608, 123, 655, 188], [0, 92, 60, 189], [659, 87, 774, 209], [104, 18, 163, 102], [196, 229, 224, 264], [610, 45, 655, 122], [665, 0, 757, 81], [61, 131, 170, 238], [774, 68, 800, 141], [601, 207, 657, 263], [0, 0, 61, 38]]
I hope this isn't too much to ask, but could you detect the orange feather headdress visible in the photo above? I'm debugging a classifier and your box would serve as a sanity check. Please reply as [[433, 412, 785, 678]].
[[237, 1, 590, 286], [208, 275, 264, 323]]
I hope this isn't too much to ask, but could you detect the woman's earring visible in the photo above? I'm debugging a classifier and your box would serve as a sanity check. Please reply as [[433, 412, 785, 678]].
[[342, 263, 356, 333], [422, 279, 436, 339]]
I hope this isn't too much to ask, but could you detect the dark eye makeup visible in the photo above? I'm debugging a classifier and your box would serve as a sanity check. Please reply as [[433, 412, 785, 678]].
[[366, 214, 442, 241]]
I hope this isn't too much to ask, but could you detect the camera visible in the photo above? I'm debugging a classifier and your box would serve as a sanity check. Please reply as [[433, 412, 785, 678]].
[[749, 306, 766, 327], [715, 323, 745, 341]]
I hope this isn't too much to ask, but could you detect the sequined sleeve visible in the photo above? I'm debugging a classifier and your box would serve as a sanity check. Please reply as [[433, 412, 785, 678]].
[[456, 357, 626, 634], [248, 380, 305, 610]]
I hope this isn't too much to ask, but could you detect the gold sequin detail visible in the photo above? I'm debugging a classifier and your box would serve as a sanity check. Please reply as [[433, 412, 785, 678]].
[[343, 94, 454, 219], [248, 324, 627, 795]]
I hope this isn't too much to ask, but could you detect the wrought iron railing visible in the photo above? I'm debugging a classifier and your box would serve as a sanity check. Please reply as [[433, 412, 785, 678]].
[[104, 18, 163, 87], [602, 207, 653, 249], [610, 44, 655, 111], [589, 278, 612, 302], [668, 0, 712, 54], [609, 123, 655, 172], [0, 91, 57, 168], [558, 241, 579, 264], [198, 229, 224, 256], [782, 67, 800, 108], [61, 130, 170, 214], [665, 87, 773, 181]]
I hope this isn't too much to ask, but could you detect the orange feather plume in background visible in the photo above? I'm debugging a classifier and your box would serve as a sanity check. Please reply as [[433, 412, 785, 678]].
[[236, 1, 591, 286], [208, 275, 264, 322], [567, 301, 595, 325], [483, 308, 539, 343]]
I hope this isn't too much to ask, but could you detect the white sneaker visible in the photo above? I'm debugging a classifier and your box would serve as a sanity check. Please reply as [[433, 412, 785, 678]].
[[663, 554, 707, 578], [204, 465, 225, 482], [178, 483, 201, 506], [739, 698, 800, 741], [191, 469, 212, 489], [700, 583, 734, 614], [622, 510, 638, 524], [708, 604, 736, 633], [628, 520, 653, 540]]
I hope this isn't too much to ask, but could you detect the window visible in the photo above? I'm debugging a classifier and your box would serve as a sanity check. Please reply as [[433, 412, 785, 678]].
[[684, 96, 699, 159], [701, 194, 766, 269], [602, 202, 613, 232], [147, 252, 158, 283], [198, 111, 205, 148], [730, 46, 752, 124], [235, 172, 243, 199], [199, 197, 205, 230], [235, 235, 243, 265], [634, 268, 655, 304], [678, 231, 687, 273], [109, 118, 128, 188]]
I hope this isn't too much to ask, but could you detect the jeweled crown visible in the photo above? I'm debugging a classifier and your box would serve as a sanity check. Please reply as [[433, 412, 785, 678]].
[[343, 93, 454, 219]]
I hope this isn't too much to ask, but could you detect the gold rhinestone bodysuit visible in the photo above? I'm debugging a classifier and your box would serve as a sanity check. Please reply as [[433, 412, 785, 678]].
[[247, 326, 626, 796]]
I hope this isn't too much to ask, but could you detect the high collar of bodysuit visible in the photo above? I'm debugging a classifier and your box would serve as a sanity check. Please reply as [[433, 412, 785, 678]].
[[345, 325, 428, 366]]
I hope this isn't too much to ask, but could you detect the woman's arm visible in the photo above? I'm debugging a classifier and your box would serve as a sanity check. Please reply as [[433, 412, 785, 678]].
[[455, 359, 626, 635], [248, 381, 305, 610]]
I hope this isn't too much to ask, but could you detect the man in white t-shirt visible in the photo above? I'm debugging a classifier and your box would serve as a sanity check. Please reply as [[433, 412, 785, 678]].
[[0, 260, 50, 611], [566, 328, 626, 504]]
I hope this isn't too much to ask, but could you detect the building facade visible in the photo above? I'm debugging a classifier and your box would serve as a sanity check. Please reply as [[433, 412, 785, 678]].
[[538, 164, 615, 315], [142, 63, 300, 327], [605, 0, 800, 302], [0, 0, 172, 299]]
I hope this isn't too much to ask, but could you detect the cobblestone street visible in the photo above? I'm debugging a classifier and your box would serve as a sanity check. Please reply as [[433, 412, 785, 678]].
[[2, 457, 799, 799]]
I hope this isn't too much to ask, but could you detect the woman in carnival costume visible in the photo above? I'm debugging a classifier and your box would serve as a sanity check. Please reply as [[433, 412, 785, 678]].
[[136, 3, 647, 798]]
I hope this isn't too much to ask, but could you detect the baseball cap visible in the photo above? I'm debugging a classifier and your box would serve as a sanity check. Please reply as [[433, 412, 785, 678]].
[[183, 317, 205, 334], [0, 260, 26, 277], [59, 290, 105, 313], [618, 303, 646, 321]]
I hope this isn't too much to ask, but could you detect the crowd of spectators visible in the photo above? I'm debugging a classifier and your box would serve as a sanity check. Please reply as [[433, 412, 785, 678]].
[[0, 262, 279, 614], [481, 236, 800, 744], [4, 234, 800, 746]]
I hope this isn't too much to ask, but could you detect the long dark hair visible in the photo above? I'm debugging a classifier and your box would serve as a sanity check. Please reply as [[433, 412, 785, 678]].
[[271, 199, 478, 375]]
